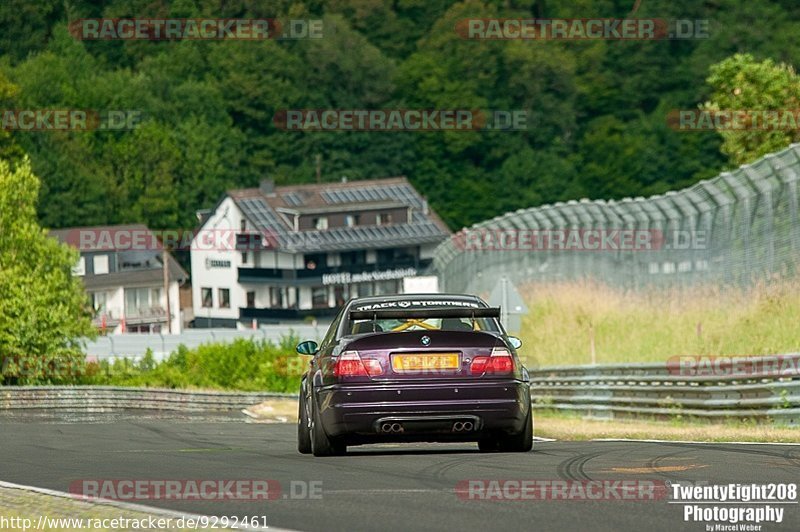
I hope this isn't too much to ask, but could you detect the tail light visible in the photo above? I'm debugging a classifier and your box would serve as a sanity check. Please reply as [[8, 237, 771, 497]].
[[334, 351, 383, 377], [469, 347, 515, 375]]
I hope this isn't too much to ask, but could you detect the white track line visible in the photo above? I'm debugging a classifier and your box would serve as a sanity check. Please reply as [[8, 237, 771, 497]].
[[0, 480, 296, 532], [592, 438, 800, 446]]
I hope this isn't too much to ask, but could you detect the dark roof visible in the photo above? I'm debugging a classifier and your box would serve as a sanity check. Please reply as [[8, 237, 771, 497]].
[[227, 177, 451, 252], [79, 267, 186, 290], [49, 224, 188, 285]]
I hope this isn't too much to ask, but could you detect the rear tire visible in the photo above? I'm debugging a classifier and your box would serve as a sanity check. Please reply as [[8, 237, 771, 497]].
[[497, 407, 533, 452], [477, 438, 499, 452], [310, 396, 346, 457], [479, 407, 533, 453], [297, 385, 312, 454]]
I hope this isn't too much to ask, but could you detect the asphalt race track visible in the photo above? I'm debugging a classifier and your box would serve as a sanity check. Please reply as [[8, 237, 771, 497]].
[[1, 418, 799, 531]]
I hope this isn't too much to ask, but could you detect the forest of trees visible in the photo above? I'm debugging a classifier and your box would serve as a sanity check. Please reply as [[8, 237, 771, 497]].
[[1, 0, 800, 231]]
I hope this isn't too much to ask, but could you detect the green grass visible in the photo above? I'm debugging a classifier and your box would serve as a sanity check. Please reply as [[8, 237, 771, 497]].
[[517, 279, 800, 368], [534, 410, 800, 442]]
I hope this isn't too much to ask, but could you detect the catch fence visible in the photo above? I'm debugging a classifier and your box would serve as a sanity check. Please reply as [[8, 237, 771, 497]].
[[434, 144, 800, 293]]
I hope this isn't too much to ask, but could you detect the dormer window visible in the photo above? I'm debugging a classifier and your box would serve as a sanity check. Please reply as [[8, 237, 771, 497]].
[[345, 214, 360, 227], [314, 217, 329, 230], [93, 254, 109, 274], [376, 213, 393, 226]]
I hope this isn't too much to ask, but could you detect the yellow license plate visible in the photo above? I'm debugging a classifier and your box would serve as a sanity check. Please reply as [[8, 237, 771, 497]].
[[392, 353, 460, 372]]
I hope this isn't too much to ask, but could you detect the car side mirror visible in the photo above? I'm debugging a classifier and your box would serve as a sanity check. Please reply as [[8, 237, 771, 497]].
[[296, 340, 319, 355], [507, 336, 522, 350]]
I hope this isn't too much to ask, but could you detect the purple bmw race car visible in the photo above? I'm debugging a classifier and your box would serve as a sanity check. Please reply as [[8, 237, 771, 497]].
[[296, 293, 533, 456]]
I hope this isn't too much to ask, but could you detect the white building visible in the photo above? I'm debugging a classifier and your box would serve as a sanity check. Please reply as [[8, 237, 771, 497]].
[[51, 224, 188, 334], [190, 177, 451, 327]]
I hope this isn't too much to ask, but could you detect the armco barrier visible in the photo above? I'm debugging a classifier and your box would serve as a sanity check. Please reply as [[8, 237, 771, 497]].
[[529, 355, 800, 426], [0, 386, 295, 413]]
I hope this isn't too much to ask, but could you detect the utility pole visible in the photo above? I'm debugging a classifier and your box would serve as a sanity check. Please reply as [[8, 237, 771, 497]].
[[162, 248, 172, 333]]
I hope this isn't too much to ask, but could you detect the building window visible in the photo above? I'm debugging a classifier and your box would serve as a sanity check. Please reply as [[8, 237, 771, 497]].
[[246, 291, 256, 308], [240, 219, 247, 232], [340, 250, 366, 266], [201, 287, 213, 308], [269, 287, 283, 308], [93, 254, 109, 275], [151, 288, 162, 308], [241, 251, 248, 264], [90, 291, 107, 314], [345, 214, 360, 227], [313, 216, 328, 230], [125, 287, 154, 318], [376, 213, 393, 226], [311, 286, 328, 308], [359, 282, 374, 297], [73, 257, 86, 276], [304, 253, 326, 270], [218, 288, 230, 309], [375, 280, 398, 295], [334, 285, 348, 307]]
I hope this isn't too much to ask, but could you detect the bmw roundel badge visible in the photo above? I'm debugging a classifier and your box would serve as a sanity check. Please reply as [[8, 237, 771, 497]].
[[421, 335, 431, 346]]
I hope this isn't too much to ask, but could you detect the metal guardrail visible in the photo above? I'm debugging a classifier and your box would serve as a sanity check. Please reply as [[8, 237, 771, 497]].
[[0, 386, 295, 413], [5, 359, 800, 424], [530, 355, 800, 425]]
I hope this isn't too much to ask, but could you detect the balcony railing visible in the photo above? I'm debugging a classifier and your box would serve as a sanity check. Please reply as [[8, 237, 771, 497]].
[[238, 258, 429, 282], [93, 307, 168, 324]]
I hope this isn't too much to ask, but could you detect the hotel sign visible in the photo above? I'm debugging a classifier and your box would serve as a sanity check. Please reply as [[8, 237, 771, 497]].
[[205, 258, 232, 269], [322, 267, 417, 286]]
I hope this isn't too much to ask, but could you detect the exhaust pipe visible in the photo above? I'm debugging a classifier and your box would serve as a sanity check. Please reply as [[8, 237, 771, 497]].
[[452, 421, 474, 432], [391, 423, 403, 433], [381, 422, 404, 433], [381, 423, 393, 433]]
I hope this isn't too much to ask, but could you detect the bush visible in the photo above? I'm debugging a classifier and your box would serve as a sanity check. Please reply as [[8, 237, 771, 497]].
[[74, 336, 304, 392]]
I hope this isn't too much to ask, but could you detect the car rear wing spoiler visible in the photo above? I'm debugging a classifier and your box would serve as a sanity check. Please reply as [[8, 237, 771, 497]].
[[349, 307, 501, 321]]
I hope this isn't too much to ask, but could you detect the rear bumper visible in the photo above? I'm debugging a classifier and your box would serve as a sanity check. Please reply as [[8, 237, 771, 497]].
[[315, 380, 530, 441]]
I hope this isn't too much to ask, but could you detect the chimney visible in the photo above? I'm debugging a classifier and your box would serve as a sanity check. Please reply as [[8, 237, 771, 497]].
[[260, 178, 275, 195]]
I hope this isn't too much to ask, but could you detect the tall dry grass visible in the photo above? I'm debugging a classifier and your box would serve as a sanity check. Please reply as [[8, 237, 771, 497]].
[[517, 278, 800, 367]]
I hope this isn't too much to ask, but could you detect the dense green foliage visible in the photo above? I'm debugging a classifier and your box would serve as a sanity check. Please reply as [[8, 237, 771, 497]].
[[80, 337, 304, 392], [2, 0, 799, 231], [704, 53, 800, 165], [0, 157, 95, 384]]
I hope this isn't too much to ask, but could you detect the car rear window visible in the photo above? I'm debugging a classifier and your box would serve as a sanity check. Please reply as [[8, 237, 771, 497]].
[[348, 315, 500, 335]]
